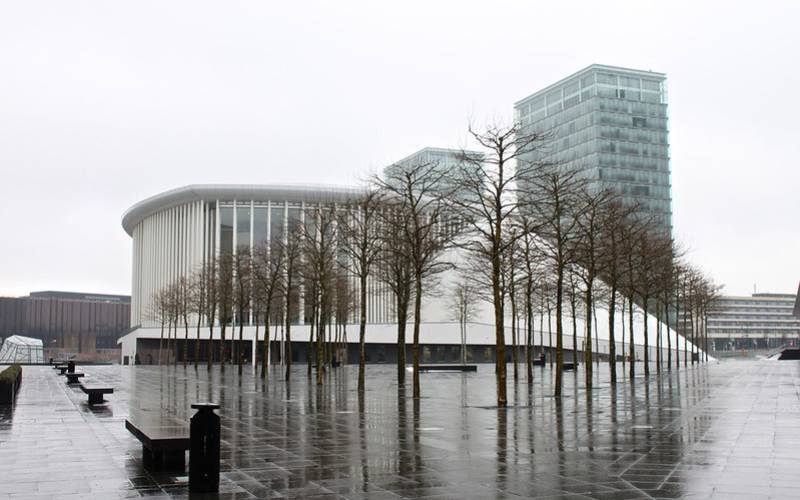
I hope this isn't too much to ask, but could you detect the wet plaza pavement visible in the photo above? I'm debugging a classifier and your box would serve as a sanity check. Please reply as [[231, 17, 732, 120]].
[[1, 359, 799, 499]]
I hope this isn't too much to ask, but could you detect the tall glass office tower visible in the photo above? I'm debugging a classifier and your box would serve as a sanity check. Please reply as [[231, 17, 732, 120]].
[[514, 64, 672, 234]]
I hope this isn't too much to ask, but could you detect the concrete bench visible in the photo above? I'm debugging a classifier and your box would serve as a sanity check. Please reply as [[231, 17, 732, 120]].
[[418, 364, 477, 372], [63, 372, 85, 384], [79, 383, 113, 405], [56, 365, 70, 375], [125, 416, 190, 471]]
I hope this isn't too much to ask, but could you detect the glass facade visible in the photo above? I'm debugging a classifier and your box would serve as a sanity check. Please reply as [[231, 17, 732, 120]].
[[253, 206, 268, 247], [219, 207, 233, 254], [235, 202, 250, 252], [515, 64, 672, 234], [385, 147, 484, 200]]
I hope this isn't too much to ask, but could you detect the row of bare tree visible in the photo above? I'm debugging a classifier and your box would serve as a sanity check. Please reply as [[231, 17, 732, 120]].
[[146, 123, 719, 406]]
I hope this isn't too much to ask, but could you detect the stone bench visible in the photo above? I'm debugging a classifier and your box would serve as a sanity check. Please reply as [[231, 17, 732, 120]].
[[79, 383, 113, 405], [125, 416, 190, 471], [418, 364, 478, 372], [63, 372, 85, 384]]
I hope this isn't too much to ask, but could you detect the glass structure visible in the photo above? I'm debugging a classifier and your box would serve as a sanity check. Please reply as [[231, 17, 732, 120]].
[[515, 64, 672, 234], [385, 147, 484, 200]]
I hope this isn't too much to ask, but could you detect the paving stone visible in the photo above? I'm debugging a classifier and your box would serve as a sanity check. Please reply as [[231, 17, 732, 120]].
[[0, 360, 799, 499]]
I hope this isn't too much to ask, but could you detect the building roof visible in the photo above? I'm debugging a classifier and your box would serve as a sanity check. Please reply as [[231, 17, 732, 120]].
[[122, 184, 366, 236], [514, 63, 666, 108], [29, 291, 131, 303]]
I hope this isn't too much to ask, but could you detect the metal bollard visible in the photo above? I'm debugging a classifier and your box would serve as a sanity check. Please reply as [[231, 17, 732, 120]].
[[67, 361, 75, 373], [189, 402, 220, 493]]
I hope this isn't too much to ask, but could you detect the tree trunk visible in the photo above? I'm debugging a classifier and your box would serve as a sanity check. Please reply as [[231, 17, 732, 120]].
[[285, 291, 292, 381], [608, 286, 617, 385], [307, 305, 315, 377], [569, 294, 578, 367], [584, 285, 593, 389], [359, 273, 367, 391], [220, 320, 227, 372], [262, 306, 271, 378], [195, 315, 202, 370], [656, 303, 661, 373], [526, 289, 533, 384], [643, 298, 650, 377], [317, 298, 325, 386], [620, 298, 626, 374], [412, 276, 423, 399], [511, 291, 518, 381], [238, 317, 244, 376], [207, 322, 214, 371], [158, 319, 165, 365], [554, 265, 564, 397], [397, 290, 408, 385], [183, 317, 189, 368], [628, 295, 635, 379]]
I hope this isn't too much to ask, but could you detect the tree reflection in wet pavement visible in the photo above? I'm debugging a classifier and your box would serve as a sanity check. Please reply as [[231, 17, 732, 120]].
[[0, 360, 798, 499]]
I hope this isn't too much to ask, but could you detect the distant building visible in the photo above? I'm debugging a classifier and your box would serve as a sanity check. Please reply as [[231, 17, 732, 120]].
[[384, 147, 483, 198], [0, 291, 130, 361], [515, 64, 672, 235], [707, 293, 800, 351]]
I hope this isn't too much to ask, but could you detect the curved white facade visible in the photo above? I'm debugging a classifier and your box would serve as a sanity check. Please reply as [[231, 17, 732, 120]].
[[125, 184, 377, 328]]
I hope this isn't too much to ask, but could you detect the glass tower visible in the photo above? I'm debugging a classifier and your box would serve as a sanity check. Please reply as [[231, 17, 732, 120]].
[[515, 64, 672, 234]]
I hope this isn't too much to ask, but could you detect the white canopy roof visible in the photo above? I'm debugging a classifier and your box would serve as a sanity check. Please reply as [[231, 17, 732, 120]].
[[0, 335, 44, 363]]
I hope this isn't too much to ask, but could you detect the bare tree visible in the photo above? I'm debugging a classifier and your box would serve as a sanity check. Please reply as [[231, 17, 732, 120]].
[[189, 266, 206, 370], [377, 208, 414, 384], [448, 123, 550, 406], [572, 186, 615, 388], [216, 250, 234, 372], [203, 255, 218, 371], [176, 275, 192, 367], [449, 276, 479, 365], [252, 238, 285, 378], [517, 215, 544, 384], [337, 189, 384, 391], [148, 288, 170, 365], [375, 161, 452, 399], [333, 269, 354, 365], [280, 222, 304, 381], [525, 165, 586, 397], [301, 204, 339, 386], [232, 245, 252, 375], [596, 199, 637, 385]]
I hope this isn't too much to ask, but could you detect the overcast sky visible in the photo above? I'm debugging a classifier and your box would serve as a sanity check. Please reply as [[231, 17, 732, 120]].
[[1, 1, 798, 298]]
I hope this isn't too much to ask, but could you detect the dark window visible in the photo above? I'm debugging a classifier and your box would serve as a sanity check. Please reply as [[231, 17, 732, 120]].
[[632, 116, 647, 128]]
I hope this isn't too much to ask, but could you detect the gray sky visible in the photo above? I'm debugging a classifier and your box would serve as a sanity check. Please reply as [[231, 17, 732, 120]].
[[1, 1, 798, 298]]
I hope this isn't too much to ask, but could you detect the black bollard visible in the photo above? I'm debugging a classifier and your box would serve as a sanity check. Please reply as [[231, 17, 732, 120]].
[[189, 402, 220, 493], [67, 360, 75, 373]]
